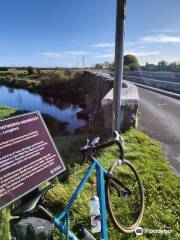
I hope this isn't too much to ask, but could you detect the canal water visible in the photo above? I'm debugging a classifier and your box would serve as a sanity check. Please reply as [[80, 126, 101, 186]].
[[0, 85, 87, 133]]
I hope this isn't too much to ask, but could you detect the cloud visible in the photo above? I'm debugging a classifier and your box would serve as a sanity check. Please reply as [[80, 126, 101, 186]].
[[64, 51, 90, 56], [92, 43, 115, 48], [38, 51, 90, 59], [125, 50, 160, 57], [39, 52, 64, 59], [93, 50, 160, 59], [148, 27, 180, 33], [93, 33, 180, 50], [93, 53, 114, 59], [141, 34, 180, 43], [92, 42, 143, 48], [125, 41, 141, 47]]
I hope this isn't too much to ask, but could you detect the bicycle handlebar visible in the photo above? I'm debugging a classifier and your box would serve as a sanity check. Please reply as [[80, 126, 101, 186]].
[[80, 139, 124, 165]]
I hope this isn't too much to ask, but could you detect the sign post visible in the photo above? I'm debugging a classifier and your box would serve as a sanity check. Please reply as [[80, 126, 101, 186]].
[[0, 112, 65, 210], [113, 0, 126, 131]]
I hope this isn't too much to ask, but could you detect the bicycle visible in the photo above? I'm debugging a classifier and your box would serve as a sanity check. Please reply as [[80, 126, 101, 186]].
[[10, 131, 144, 240]]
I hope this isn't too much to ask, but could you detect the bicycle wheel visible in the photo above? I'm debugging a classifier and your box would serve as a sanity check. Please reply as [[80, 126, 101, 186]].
[[105, 159, 144, 234]]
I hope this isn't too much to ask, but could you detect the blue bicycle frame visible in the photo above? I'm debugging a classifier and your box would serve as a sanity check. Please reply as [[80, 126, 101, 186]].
[[54, 157, 108, 240]]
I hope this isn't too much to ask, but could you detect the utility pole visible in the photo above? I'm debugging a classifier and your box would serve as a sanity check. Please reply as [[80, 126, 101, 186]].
[[113, 0, 126, 131]]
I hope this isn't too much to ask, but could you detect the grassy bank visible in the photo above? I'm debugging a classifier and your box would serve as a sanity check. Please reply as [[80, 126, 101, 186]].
[[0, 106, 179, 239], [0, 69, 88, 104], [48, 130, 179, 240]]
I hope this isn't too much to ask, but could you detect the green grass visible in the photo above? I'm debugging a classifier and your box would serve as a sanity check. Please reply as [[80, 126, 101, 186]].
[[0, 106, 179, 239], [47, 130, 179, 240]]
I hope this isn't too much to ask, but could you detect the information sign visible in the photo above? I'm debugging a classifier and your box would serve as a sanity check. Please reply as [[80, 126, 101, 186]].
[[0, 112, 65, 210]]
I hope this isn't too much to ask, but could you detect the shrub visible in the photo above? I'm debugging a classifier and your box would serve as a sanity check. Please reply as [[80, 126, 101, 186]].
[[124, 54, 139, 66], [27, 66, 36, 75], [0, 67, 8, 71]]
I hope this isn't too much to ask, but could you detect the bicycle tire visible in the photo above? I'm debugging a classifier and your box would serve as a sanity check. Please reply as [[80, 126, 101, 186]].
[[105, 159, 145, 234]]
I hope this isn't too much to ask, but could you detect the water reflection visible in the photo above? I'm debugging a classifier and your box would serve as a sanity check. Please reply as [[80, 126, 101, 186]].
[[0, 86, 86, 133], [8, 88, 15, 93]]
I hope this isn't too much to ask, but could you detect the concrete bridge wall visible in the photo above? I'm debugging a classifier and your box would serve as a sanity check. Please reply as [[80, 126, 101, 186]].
[[83, 71, 113, 113], [84, 71, 139, 132]]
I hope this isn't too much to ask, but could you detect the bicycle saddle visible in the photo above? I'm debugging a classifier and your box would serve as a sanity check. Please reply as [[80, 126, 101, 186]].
[[11, 184, 53, 217]]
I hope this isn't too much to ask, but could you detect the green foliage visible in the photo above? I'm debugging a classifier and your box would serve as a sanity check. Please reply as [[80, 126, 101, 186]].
[[0, 105, 18, 119], [0, 209, 10, 240], [27, 66, 36, 75], [129, 62, 140, 71], [37, 70, 87, 103], [124, 55, 140, 71], [124, 55, 139, 66], [106, 55, 140, 71], [0, 69, 86, 103], [143, 61, 180, 72], [123, 64, 130, 71], [158, 61, 168, 68], [40, 71, 68, 87], [36, 68, 41, 75]]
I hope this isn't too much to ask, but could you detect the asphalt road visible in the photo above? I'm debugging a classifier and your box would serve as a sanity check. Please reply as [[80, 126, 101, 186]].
[[138, 87, 180, 173]]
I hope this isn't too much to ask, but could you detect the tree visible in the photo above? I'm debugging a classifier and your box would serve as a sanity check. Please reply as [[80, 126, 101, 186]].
[[124, 54, 140, 71], [143, 63, 157, 71], [168, 62, 180, 72], [36, 68, 41, 75], [129, 63, 140, 71], [27, 66, 36, 75], [94, 64, 103, 69], [103, 61, 111, 69], [108, 54, 140, 71], [124, 54, 139, 66], [158, 61, 168, 71]]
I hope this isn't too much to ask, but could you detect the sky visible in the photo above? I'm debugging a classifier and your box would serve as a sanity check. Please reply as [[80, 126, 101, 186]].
[[1, 0, 180, 67]]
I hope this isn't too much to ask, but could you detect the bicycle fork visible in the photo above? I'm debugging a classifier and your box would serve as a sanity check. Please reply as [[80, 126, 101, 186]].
[[96, 164, 108, 240]]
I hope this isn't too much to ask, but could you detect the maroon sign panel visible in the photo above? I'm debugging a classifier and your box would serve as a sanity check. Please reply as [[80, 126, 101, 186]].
[[0, 112, 65, 210]]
